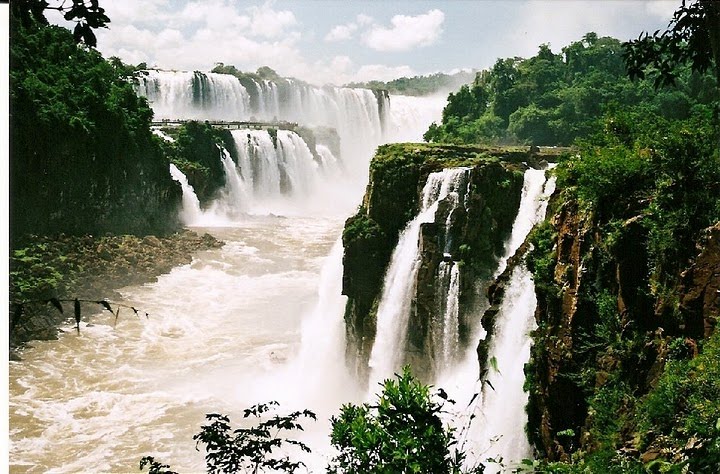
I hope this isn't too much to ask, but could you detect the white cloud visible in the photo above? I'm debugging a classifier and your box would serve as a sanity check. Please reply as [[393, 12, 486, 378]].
[[644, 1, 678, 21], [325, 23, 358, 42], [248, 2, 298, 38], [356, 14, 374, 26], [363, 9, 445, 52]]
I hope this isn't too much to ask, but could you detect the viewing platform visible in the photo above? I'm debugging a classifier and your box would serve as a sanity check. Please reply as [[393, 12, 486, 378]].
[[150, 119, 299, 131]]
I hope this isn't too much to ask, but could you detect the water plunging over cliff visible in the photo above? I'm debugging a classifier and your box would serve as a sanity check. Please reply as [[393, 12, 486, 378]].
[[10, 74, 444, 471], [142, 70, 444, 221], [367, 168, 470, 390], [464, 168, 557, 472], [169, 164, 202, 225]]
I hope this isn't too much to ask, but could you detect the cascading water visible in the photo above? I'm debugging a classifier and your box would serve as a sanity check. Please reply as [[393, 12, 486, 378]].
[[137, 70, 251, 121], [367, 167, 470, 389], [436, 261, 461, 371], [10, 71, 444, 472], [462, 168, 557, 472], [168, 164, 202, 225]]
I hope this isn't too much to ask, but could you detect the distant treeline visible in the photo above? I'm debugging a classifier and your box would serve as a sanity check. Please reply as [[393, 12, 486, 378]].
[[346, 70, 477, 96]]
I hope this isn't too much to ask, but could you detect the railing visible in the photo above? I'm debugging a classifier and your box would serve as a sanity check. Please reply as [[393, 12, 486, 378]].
[[150, 119, 298, 131]]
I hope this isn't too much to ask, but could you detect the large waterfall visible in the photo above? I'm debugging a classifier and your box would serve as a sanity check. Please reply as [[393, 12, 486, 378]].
[[463, 169, 557, 471], [9, 69, 447, 472], [138, 70, 387, 179], [141, 70, 444, 221], [361, 165, 556, 470], [11, 64, 557, 472]]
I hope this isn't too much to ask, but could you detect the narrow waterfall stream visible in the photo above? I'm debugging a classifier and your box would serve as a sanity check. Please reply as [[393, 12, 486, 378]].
[[464, 169, 557, 471]]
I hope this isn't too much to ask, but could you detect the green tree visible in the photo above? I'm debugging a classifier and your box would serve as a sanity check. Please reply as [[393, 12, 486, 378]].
[[327, 367, 470, 474], [624, 0, 720, 87], [10, 1, 180, 239], [12, 0, 111, 47], [141, 402, 317, 474]]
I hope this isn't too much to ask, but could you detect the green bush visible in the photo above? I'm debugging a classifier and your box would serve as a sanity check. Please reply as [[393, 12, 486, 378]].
[[328, 367, 466, 474], [639, 331, 720, 471]]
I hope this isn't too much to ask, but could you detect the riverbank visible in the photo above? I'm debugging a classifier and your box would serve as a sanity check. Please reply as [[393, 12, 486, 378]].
[[9, 230, 224, 357]]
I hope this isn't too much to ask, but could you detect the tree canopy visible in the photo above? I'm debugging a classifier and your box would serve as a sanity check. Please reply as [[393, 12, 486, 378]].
[[624, 0, 720, 87], [424, 32, 716, 146]]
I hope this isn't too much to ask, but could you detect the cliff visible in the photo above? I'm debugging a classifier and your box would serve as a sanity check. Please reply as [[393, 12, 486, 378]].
[[524, 128, 720, 470], [341, 143, 561, 381]]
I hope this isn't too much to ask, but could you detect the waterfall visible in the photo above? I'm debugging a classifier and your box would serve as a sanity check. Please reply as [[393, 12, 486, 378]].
[[168, 164, 202, 225], [137, 70, 251, 121], [290, 238, 356, 404], [367, 167, 470, 389], [436, 261, 461, 372], [463, 168, 557, 472]]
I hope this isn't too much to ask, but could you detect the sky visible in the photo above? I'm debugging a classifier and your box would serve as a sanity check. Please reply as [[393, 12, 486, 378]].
[[43, 0, 681, 86]]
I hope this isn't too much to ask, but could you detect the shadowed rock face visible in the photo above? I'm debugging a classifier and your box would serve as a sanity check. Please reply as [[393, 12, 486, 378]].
[[341, 143, 540, 383], [526, 200, 720, 461]]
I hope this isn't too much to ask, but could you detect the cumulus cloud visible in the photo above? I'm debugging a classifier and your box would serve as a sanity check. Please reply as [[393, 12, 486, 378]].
[[46, 1, 418, 85], [325, 23, 358, 42], [324, 14, 376, 42], [248, 2, 298, 38], [363, 9, 445, 52]]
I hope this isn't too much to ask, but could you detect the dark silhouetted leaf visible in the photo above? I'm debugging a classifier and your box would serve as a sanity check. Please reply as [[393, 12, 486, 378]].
[[466, 392, 479, 408], [74, 298, 81, 334], [114, 308, 120, 327], [485, 380, 495, 392], [98, 300, 113, 315], [47, 298, 64, 314]]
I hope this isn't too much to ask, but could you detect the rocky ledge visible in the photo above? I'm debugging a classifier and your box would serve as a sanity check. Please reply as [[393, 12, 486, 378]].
[[9, 230, 224, 356]]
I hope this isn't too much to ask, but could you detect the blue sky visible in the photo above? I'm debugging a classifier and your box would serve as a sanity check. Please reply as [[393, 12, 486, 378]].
[[46, 0, 679, 85]]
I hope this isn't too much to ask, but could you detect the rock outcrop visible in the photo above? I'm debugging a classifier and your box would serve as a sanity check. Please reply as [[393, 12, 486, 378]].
[[341, 143, 557, 382], [526, 199, 720, 462]]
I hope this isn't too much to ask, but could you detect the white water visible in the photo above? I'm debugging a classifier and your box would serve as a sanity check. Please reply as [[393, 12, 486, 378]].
[[367, 168, 470, 388], [138, 70, 252, 121], [10, 80, 443, 473], [168, 164, 202, 225], [9, 218, 359, 473], [458, 168, 557, 472], [436, 262, 461, 372]]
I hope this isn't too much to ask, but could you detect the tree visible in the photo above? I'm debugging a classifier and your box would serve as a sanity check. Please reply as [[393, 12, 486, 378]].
[[11, 0, 110, 47], [327, 367, 471, 474], [624, 0, 720, 87], [141, 402, 317, 474]]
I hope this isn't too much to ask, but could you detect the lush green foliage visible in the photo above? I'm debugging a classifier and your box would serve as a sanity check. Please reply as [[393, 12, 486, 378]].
[[328, 367, 465, 474], [624, 0, 720, 87], [10, 9, 180, 238], [557, 112, 720, 285], [347, 70, 476, 96], [525, 49, 719, 471], [425, 33, 717, 146], [140, 369, 484, 473], [639, 330, 720, 471]]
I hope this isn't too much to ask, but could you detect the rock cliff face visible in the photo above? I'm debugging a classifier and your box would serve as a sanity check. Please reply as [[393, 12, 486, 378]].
[[526, 200, 720, 462], [341, 144, 556, 381]]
